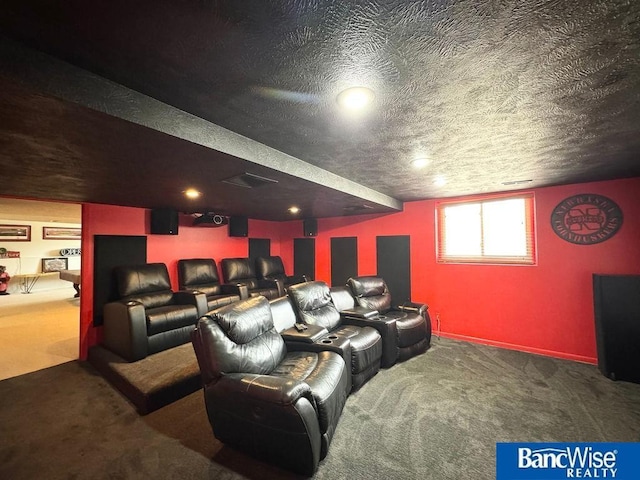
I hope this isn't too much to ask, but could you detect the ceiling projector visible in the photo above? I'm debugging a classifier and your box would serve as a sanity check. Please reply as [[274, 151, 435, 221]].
[[192, 212, 228, 227]]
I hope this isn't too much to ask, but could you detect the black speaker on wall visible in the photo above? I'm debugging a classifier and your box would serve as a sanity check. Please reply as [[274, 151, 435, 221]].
[[150, 208, 178, 235], [229, 215, 248, 237], [303, 218, 317, 237]]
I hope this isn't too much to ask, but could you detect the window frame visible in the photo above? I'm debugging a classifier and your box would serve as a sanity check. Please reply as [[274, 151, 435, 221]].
[[436, 192, 537, 265]]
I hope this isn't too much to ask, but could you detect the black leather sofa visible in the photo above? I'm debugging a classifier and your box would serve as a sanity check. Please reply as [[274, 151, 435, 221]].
[[220, 257, 282, 299], [192, 296, 348, 476], [177, 258, 242, 310], [192, 277, 433, 474]]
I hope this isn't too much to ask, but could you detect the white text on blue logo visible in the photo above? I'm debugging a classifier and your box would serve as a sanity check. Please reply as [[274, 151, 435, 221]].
[[518, 447, 617, 478]]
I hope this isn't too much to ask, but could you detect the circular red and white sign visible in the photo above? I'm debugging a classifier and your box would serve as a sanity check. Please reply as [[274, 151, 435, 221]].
[[550, 194, 623, 245]]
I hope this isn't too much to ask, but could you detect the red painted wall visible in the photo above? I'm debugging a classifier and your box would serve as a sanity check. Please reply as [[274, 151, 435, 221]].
[[281, 177, 639, 364], [80, 177, 640, 363], [79, 204, 287, 359]]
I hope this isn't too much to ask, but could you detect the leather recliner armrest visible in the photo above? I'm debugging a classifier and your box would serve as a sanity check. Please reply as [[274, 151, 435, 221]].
[[257, 278, 283, 296], [394, 301, 427, 317], [207, 373, 322, 476], [281, 324, 328, 343], [173, 290, 208, 317], [339, 306, 379, 319], [214, 373, 313, 406], [221, 283, 250, 299], [285, 274, 308, 285], [341, 315, 400, 369], [103, 300, 148, 361]]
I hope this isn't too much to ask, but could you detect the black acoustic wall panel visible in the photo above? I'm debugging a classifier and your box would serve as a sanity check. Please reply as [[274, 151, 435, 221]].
[[331, 237, 358, 287], [93, 235, 147, 326], [376, 235, 411, 303], [303, 218, 318, 237], [294, 238, 315, 281], [229, 215, 248, 237], [150, 208, 178, 235], [249, 238, 271, 263], [593, 274, 640, 384]]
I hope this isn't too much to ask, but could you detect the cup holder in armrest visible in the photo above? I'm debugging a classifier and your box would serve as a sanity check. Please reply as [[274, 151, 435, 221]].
[[378, 315, 387, 319], [314, 334, 349, 352]]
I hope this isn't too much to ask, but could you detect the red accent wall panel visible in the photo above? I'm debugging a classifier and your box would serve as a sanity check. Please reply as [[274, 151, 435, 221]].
[[310, 178, 640, 364]]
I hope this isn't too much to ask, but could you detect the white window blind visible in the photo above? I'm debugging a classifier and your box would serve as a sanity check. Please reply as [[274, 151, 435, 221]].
[[436, 194, 536, 265]]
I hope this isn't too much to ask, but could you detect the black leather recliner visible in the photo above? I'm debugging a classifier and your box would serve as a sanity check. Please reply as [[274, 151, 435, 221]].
[[220, 257, 281, 299], [346, 276, 432, 363], [256, 256, 309, 291], [331, 285, 401, 368], [177, 258, 242, 310], [103, 263, 207, 361], [288, 281, 383, 391], [270, 295, 353, 394], [191, 296, 348, 476]]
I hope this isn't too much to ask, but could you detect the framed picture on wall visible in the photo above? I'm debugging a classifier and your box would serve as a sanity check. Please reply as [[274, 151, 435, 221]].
[[42, 257, 68, 273], [0, 224, 31, 241], [43, 227, 81, 240]]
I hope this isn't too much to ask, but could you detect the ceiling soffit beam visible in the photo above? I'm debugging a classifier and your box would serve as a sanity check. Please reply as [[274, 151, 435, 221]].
[[0, 36, 402, 212]]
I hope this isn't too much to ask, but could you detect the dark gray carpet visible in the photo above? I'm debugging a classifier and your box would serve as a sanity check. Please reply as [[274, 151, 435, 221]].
[[1, 337, 639, 479]]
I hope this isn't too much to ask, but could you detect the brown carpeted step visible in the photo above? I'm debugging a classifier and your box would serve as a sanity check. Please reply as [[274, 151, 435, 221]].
[[88, 343, 201, 414]]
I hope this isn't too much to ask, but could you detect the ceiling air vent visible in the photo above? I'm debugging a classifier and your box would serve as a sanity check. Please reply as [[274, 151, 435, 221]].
[[221, 172, 278, 189]]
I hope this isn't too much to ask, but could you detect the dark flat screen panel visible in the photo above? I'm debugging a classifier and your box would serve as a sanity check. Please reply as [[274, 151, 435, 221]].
[[93, 235, 147, 326], [249, 238, 271, 263], [376, 235, 410, 303], [294, 238, 315, 281], [593, 274, 640, 384], [331, 237, 357, 287]]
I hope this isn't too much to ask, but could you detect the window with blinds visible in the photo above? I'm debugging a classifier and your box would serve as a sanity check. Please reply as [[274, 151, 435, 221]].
[[436, 194, 536, 265]]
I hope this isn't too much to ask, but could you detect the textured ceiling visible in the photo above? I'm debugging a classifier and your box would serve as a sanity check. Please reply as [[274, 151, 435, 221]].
[[1, 0, 639, 218], [0, 198, 80, 224]]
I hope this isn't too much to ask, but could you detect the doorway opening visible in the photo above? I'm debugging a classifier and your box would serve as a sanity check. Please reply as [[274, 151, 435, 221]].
[[0, 197, 81, 380]]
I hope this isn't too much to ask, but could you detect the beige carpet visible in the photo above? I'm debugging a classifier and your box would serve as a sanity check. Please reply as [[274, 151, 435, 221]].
[[0, 287, 79, 380]]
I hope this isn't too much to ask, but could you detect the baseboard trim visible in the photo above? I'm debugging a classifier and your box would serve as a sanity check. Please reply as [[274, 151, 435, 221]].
[[436, 332, 597, 365]]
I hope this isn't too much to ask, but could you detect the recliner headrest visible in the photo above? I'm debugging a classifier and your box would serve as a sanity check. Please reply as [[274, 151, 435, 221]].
[[269, 296, 297, 332], [347, 276, 387, 297], [256, 256, 285, 278], [178, 258, 220, 288], [221, 258, 255, 282], [116, 263, 171, 297], [209, 296, 273, 344], [288, 281, 332, 311], [329, 286, 355, 311]]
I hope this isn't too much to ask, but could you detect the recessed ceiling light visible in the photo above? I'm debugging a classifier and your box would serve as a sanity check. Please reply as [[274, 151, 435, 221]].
[[411, 158, 429, 169], [336, 86, 375, 111], [184, 188, 201, 199], [288, 206, 300, 214], [433, 176, 447, 187]]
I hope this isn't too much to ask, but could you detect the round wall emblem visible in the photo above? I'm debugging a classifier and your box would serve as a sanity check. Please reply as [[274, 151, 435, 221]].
[[550, 194, 623, 245]]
